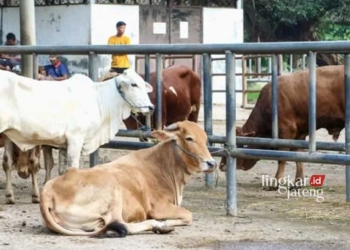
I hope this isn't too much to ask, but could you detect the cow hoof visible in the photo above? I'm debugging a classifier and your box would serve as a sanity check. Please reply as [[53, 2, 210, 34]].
[[263, 186, 279, 191], [5, 197, 15, 205], [289, 185, 302, 191], [32, 196, 40, 203], [152, 226, 175, 234]]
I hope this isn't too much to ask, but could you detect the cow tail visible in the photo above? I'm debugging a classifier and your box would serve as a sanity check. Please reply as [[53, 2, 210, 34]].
[[40, 195, 128, 237]]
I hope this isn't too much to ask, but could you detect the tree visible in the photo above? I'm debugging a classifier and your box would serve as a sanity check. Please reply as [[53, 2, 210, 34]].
[[244, 0, 350, 66]]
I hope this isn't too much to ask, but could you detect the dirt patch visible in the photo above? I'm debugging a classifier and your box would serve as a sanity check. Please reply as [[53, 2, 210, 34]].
[[0, 116, 350, 249]]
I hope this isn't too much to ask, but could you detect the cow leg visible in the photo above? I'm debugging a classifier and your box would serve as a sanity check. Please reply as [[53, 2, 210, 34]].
[[29, 146, 41, 203], [58, 148, 67, 175], [66, 137, 84, 169], [263, 160, 286, 191], [149, 204, 192, 229], [43, 146, 54, 184], [116, 219, 174, 235], [107, 205, 191, 236], [289, 161, 304, 191], [2, 136, 15, 204], [30, 154, 40, 203]]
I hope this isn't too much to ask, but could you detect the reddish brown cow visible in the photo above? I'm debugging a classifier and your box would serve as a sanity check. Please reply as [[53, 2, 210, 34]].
[[219, 65, 344, 190], [130, 65, 201, 129], [100, 65, 201, 131]]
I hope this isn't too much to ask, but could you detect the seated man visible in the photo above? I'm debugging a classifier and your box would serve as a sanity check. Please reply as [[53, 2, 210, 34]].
[[44, 55, 69, 81], [0, 32, 21, 71]]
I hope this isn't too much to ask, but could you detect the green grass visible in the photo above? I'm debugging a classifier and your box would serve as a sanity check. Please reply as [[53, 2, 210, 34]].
[[247, 82, 264, 104]]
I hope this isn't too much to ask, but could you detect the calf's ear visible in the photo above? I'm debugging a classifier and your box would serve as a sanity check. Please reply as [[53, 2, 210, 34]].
[[144, 82, 153, 93], [151, 131, 175, 142]]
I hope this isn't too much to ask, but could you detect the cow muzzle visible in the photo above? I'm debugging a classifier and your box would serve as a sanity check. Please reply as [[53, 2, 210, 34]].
[[139, 104, 155, 115], [202, 159, 217, 173], [17, 168, 30, 179]]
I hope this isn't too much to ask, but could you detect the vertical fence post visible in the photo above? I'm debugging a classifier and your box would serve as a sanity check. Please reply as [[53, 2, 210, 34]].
[[32, 53, 38, 80], [308, 52, 317, 153], [89, 52, 100, 167], [145, 54, 151, 129], [225, 50, 237, 216], [344, 54, 350, 202], [203, 53, 214, 187], [242, 56, 248, 108], [268, 56, 272, 80], [155, 53, 163, 130], [271, 54, 278, 139], [302, 54, 306, 70]]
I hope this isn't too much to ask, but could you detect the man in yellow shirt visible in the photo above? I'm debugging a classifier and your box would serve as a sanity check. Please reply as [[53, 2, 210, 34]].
[[107, 21, 131, 74]]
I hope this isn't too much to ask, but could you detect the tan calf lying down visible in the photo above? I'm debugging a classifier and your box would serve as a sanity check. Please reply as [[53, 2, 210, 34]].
[[39, 121, 217, 237]]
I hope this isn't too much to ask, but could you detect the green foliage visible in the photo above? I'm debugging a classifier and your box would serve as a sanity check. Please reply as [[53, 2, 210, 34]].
[[245, 0, 350, 42], [258, 0, 338, 25], [316, 24, 350, 41]]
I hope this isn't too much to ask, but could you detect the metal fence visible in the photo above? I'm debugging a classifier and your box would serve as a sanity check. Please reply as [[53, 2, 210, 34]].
[[1, 41, 350, 216]]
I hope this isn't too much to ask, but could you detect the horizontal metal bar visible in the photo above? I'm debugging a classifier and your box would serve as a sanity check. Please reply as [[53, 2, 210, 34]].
[[247, 79, 271, 83], [115, 130, 345, 151], [212, 73, 271, 77], [100, 140, 350, 165], [136, 55, 194, 59], [2, 41, 350, 55], [211, 89, 259, 93], [231, 148, 350, 165]]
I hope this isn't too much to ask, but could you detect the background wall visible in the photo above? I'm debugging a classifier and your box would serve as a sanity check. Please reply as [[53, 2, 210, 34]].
[[90, 4, 139, 78], [202, 7, 244, 105], [0, 5, 90, 75], [0, 4, 243, 105]]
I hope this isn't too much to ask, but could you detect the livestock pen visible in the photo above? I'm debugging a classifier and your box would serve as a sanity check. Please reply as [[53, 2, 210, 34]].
[[0, 41, 350, 215], [1, 41, 350, 215]]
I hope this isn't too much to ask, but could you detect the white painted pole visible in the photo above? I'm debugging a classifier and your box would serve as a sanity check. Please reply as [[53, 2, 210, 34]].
[[19, 0, 36, 78]]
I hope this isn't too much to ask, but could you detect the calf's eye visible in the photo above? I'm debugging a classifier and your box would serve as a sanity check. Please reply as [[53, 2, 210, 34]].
[[131, 83, 137, 87]]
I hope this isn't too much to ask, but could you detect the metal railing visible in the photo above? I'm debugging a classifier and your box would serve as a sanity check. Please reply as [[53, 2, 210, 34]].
[[1, 41, 350, 216], [135, 54, 196, 72]]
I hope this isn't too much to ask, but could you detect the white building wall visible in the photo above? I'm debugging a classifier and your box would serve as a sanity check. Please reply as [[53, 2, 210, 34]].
[[90, 4, 139, 78], [202, 8, 244, 106], [0, 4, 244, 100], [0, 5, 91, 75]]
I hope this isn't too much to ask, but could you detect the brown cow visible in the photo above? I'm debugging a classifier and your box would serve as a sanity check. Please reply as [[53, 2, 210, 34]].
[[100, 65, 201, 130], [219, 65, 344, 190], [39, 121, 217, 237], [1, 133, 43, 204]]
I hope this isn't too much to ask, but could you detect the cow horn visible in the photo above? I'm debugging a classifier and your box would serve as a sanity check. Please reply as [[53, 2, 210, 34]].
[[164, 123, 179, 131]]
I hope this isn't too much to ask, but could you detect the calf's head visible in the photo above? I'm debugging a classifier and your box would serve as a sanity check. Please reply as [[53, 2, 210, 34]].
[[219, 126, 257, 172], [151, 120, 217, 174], [14, 146, 41, 179], [117, 69, 154, 116]]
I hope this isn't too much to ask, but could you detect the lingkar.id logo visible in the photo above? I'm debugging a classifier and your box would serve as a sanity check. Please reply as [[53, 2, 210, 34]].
[[261, 174, 326, 202]]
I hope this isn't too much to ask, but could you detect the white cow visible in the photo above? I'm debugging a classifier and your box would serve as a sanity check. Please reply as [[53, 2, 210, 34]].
[[1, 69, 154, 204]]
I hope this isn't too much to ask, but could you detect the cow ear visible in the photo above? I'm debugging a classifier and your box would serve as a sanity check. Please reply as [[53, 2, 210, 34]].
[[151, 131, 175, 142], [144, 82, 153, 93]]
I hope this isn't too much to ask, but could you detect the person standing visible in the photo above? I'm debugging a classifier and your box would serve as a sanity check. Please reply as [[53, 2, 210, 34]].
[[107, 21, 131, 74]]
